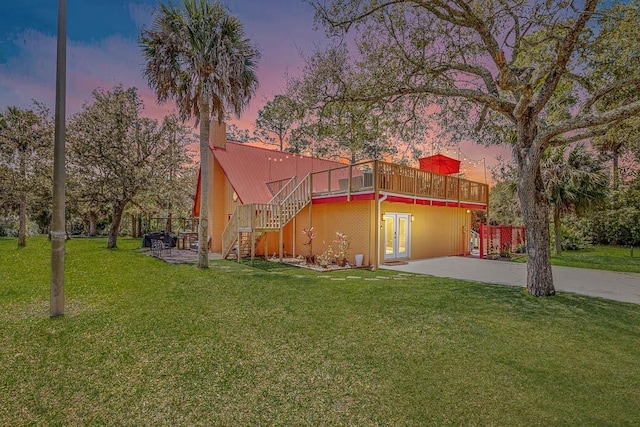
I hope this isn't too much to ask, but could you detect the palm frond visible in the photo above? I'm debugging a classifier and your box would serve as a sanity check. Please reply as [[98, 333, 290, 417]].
[[140, 0, 260, 122]]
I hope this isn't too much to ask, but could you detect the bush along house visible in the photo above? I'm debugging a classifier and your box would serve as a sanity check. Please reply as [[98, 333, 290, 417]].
[[193, 121, 489, 269]]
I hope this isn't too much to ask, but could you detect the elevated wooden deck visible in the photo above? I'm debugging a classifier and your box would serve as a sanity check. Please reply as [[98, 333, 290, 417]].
[[309, 160, 488, 208]]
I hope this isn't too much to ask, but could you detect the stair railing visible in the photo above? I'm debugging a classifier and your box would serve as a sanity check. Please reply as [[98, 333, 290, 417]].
[[268, 176, 297, 204], [221, 174, 313, 259], [278, 173, 311, 225], [222, 211, 239, 259]]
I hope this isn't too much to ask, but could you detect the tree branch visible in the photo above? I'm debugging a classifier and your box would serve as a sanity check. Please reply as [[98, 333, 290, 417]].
[[531, 0, 598, 115], [547, 127, 608, 147], [565, 72, 594, 93], [312, 0, 409, 32], [334, 83, 515, 121], [538, 99, 640, 144], [580, 77, 640, 115], [446, 63, 500, 96]]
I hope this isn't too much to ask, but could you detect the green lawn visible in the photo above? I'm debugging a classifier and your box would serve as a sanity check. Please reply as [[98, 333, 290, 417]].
[[511, 245, 640, 273], [1, 237, 640, 425]]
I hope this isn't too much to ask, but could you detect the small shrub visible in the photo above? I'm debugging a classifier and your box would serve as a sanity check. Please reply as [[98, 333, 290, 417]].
[[558, 217, 594, 251]]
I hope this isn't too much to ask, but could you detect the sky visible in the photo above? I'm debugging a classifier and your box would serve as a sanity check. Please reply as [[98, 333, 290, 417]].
[[0, 0, 507, 183]]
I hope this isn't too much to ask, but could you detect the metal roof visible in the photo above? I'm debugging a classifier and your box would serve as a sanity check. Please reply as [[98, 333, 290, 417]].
[[213, 142, 345, 204]]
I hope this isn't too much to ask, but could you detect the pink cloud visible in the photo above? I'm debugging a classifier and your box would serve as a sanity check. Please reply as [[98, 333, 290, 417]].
[[0, 26, 508, 185]]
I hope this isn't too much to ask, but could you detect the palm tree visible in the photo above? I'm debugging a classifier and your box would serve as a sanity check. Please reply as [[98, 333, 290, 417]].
[[542, 145, 609, 255], [593, 118, 639, 190], [140, 0, 259, 268]]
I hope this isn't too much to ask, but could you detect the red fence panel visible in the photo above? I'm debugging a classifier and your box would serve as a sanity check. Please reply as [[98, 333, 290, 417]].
[[479, 224, 526, 259]]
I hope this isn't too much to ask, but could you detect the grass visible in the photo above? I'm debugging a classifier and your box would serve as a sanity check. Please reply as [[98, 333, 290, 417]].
[[511, 245, 640, 273], [1, 236, 640, 425]]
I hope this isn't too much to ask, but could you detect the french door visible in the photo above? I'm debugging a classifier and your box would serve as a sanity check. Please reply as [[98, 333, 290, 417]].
[[383, 213, 410, 260]]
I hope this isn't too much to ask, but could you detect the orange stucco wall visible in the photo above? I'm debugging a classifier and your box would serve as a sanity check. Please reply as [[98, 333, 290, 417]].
[[378, 201, 472, 264], [207, 154, 240, 252], [250, 202, 373, 267], [293, 201, 374, 266]]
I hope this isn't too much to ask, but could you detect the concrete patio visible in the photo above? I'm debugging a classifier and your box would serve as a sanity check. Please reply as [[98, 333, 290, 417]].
[[382, 256, 640, 304]]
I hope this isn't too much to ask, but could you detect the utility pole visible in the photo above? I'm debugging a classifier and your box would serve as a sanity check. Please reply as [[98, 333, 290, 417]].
[[50, 0, 66, 317]]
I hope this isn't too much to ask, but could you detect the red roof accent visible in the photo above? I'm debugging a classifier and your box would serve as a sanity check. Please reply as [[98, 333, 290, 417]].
[[418, 154, 461, 175], [213, 142, 344, 204], [312, 195, 348, 204]]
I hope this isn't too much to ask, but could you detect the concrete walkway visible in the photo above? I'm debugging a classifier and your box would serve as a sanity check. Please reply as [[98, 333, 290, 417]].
[[382, 257, 640, 304]]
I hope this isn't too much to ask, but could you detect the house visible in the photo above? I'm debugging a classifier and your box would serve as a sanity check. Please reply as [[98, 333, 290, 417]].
[[193, 122, 489, 269]]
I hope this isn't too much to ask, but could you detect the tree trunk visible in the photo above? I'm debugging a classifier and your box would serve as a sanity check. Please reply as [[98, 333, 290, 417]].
[[197, 99, 211, 269], [553, 208, 562, 255], [107, 202, 127, 249], [515, 122, 555, 297], [131, 214, 137, 238], [18, 192, 27, 247], [88, 213, 97, 236], [612, 152, 619, 191]]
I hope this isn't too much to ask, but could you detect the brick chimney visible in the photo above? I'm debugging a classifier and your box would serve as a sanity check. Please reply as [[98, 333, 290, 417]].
[[210, 119, 227, 149]]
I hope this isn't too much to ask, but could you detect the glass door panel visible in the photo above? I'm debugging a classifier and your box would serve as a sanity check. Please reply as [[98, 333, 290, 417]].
[[384, 215, 395, 258], [383, 213, 411, 260], [397, 215, 408, 257]]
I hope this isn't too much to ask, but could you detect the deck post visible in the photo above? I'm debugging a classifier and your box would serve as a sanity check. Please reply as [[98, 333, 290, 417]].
[[279, 204, 283, 262], [292, 217, 296, 259], [348, 164, 352, 202], [308, 173, 313, 256], [373, 161, 380, 270], [251, 231, 255, 265], [428, 171, 433, 200], [237, 232, 241, 263], [413, 171, 418, 205]]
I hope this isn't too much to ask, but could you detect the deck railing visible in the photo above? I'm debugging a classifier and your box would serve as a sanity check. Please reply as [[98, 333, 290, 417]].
[[311, 161, 375, 196], [266, 177, 291, 197], [266, 176, 297, 204], [311, 160, 488, 205]]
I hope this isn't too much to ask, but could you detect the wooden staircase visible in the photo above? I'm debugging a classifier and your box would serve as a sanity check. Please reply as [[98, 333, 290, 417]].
[[222, 174, 312, 261]]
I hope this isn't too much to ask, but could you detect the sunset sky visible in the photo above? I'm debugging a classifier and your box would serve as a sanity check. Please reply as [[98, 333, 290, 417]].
[[0, 0, 508, 183]]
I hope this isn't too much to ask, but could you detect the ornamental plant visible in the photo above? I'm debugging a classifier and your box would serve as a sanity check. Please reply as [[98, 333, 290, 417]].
[[333, 231, 350, 261], [302, 227, 316, 254]]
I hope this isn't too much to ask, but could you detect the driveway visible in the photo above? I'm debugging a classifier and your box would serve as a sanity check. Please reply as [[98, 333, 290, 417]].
[[382, 257, 640, 304]]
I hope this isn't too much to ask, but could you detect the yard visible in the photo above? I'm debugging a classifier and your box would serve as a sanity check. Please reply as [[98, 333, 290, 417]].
[[1, 237, 639, 425], [511, 245, 640, 274]]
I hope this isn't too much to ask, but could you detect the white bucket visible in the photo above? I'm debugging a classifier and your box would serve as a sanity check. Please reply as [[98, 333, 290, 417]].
[[355, 253, 364, 267]]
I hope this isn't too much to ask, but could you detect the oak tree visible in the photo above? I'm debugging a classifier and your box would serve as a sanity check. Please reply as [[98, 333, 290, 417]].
[[0, 104, 52, 246], [309, 0, 640, 295]]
